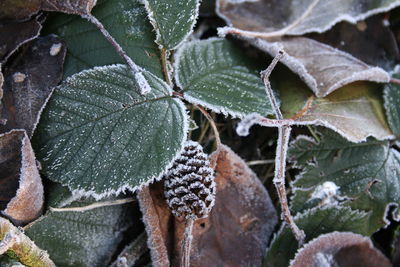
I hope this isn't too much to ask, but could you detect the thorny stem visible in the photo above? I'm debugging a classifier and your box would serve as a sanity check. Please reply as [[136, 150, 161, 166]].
[[196, 105, 222, 148], [83, 14, 151, 95], [262, 51, 306, 245], [161, 48, 173, 86], [181, 218, 194, 267]]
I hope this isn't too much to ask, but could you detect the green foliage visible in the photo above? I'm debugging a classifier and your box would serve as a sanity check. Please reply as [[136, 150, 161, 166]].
[[44, 0, 162, 78], [142, 0, 200, 50], [264, 206, 370, 267], [34, 65, 187, 196], [384, 76, 400, 136], [175, 38, 274, 117], [289, 129, 400, 233]]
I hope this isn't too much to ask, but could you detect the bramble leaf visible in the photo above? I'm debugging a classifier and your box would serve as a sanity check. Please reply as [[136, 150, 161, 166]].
[[174, 38, 274, 117], [33, 65, 188, 197]]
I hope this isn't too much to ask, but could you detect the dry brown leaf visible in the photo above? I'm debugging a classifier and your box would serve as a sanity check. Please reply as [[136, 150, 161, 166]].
[[239, 36, 390, 98], [217, 0, 400, 37], [0, 130, 43, 226], [138, 144, 277, 267], [0, 35, 66, 137], [42, 0, 97, 15], [0, 0, 42, 21], [290, 232, 392, 267], [0, 18, 42, 64]]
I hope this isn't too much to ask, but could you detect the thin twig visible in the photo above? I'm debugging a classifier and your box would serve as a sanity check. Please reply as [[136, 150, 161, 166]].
[[246, 159, 275, 166], [261, 51, 305, 245], [49, 198, 135, 212], [110, 232, 148, 267], [196, 105, 222, 147], [83, 14, 151, 95], [161, 48, 173, 86], [390, 78, 400, 85], [218, 0, 320, 39], [181, 218, 194, 267]]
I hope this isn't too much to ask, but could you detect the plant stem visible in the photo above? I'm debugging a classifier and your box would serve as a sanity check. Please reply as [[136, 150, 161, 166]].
[[161, 48, 173, 86], [261, 51, 305, 245], [110, 232, 148, 267], [181, 218, 194, 267], [83, 14, 151, 95], [196, 105, 222, 147], [49, 198, 135, 212], [0, 217, 55, 267]]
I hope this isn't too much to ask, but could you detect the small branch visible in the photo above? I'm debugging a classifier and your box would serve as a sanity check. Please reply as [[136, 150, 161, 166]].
[[49, 198, 135, 212], [0, 217, 55, 267], [196, 105, 222, 148], [246, 159, 275, 166], [160, 48, 173, 86], [83, 14, 151, 95], [275, 126, 305, 245], [261, 51, 305, 245], [181, 218, 194, 267], [390, 78, 400, 85], [110, 232, 148, 267]]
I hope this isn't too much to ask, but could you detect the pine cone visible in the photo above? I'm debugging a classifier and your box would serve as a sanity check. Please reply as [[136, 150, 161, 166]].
[[164, 141, 216, 220]]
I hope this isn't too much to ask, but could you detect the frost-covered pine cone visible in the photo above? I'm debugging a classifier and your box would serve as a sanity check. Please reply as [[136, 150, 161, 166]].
[[164, 141, 216, 220]]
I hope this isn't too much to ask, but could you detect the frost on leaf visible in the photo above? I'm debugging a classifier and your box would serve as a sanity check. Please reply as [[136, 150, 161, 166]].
[[174, 38, 274, 118], [384, 76, 400, 136], [42, 0, 97, 15], [46, 0, 162, 78], [289, 129, 400, 233], [33, 64, 188, 198], [239, 36, 390, 98], [217, 0, 400, 36], [290, 232, 391, 267], [142, 0, 200, 50], [0, 35, 66, 137], [265, 206, 370, 267], [138, 144, 277, 266], [0, 130, 44, 226], [276, 69, 392, 142], [25, 183, 138, 267]]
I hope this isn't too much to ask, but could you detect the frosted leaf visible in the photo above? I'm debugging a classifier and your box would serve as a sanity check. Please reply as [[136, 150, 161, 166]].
[[25, 189, 137, 267], [383, 76, 400, 136], [141, 0, 200, 50], [265, 206, 370, 267], [46, 0, 162, 78], [290, 129, 400, 233], [174, 38, 275, 118], [33, 64, 188, 198], [217, 0, 400, 36]]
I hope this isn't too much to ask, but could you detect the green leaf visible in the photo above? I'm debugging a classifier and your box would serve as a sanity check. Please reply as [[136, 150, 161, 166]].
[[264, 206, 369, 267], [43, 0, 162, 78], [276, 68, 392, 142], [384, 78, 400, 136], [174, 38, 274, 117], [33, 65, 188, 197], [289, 129, 400, 233], [25, 195, 137, 267], [142, 0, 200, 50]]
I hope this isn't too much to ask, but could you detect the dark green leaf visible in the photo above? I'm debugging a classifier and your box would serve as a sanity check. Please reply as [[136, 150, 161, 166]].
[[175, 38, 274, 117], [33, 65, 188, 197], [384, 77, 400, 136]]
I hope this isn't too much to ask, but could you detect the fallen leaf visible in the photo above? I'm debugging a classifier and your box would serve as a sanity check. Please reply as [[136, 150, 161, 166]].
[[0, 0, 42, 21], [277, 68, 392, 142], [217, 0, 400, 36], [0, 35, 66, 137], [138, 144, 277, 267], [240, 36, 390, 98], [42, 0, 97, 16], [0, 130, 43, 226], [290, 232, 391, 267], [0, 18, 42, 64]]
